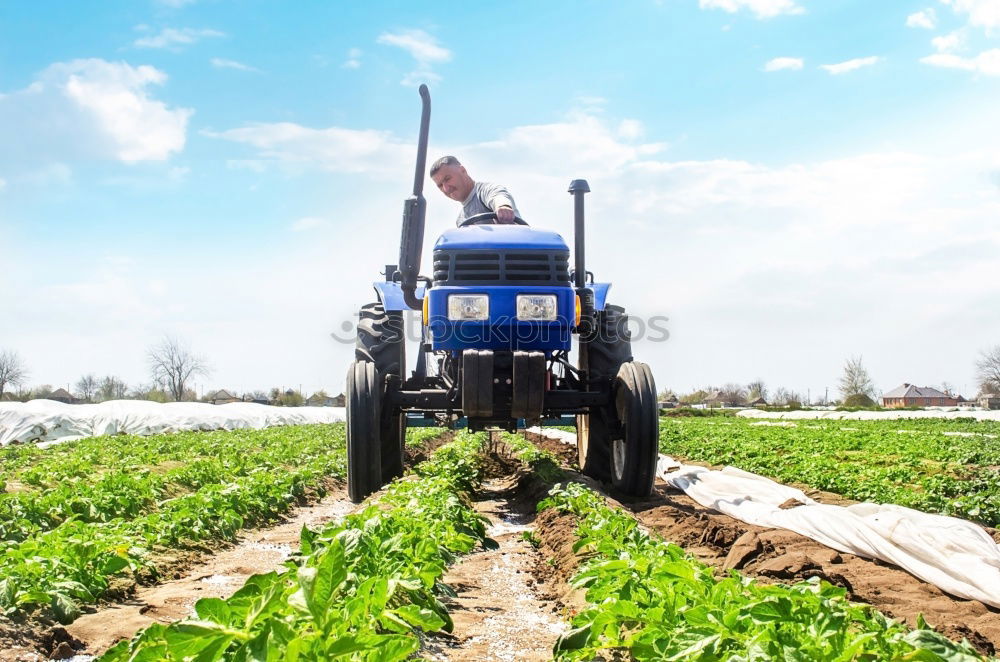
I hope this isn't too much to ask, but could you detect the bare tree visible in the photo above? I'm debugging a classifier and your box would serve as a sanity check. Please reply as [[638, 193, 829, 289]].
[[719, 382, 748, 405], [75, 373, 99, 402], [148, 337, 209, 402], [97, 376, 129, 402], [771, 387, 804, 406], [838, 356, 877, 400], [976, 345, 1000, 395], [746, 379, 768, 402], [0, 350, 28, 397]]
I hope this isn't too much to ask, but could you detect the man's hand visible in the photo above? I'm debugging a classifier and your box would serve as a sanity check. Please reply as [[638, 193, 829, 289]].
[[496, 205, 515, 223]]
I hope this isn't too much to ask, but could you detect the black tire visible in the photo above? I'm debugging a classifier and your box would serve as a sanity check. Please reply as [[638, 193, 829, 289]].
[[611, 361, 659, 497], [346, 361, 382, 503], [380, 412, 405, 483], [576, 412, 612, 481], [577, 305, 632, 482], [355, 302, 406, 484], [356, 302, 405, 377]]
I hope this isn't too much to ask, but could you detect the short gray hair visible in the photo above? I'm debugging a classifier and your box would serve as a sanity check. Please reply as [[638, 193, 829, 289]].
[[429, 155, 461, 177]]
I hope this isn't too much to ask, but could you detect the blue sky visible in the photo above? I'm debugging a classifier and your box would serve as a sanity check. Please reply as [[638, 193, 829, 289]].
[[1, 0, 999, 400]]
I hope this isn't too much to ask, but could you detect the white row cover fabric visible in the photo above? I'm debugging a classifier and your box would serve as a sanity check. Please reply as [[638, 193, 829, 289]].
[[530, 427, 1000, 609], [737, 408, 1000, 421], [0, 399, 346, 446]]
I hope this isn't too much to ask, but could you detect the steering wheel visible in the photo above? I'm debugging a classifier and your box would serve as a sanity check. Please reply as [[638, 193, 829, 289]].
[[458, 211, 529, 227]]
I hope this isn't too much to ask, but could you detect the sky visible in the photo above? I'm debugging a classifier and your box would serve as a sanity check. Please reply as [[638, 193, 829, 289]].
[[1, 0, 999, 401]]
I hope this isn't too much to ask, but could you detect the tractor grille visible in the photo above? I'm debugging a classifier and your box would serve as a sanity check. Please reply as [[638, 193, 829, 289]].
[[433, 250, 570, 285]]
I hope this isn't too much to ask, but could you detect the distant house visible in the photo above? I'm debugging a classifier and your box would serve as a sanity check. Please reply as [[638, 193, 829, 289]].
[[748, 396, 768, 407], [980, 394, 1000, 410], [703, 391, 736, 408], [209, 389, 241, 405], [47, 388, 77, 404], [306, 393, 337, 407], [882, 384, 958, 408], [332, 393, 345, 407]]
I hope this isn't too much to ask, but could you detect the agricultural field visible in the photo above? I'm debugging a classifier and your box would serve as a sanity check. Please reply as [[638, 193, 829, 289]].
[[659, 417, 1000, 527], [2, 420, 999, 660]]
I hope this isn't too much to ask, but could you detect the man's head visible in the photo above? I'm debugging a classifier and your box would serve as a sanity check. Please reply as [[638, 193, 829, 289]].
[[430, 155, 474, 202]]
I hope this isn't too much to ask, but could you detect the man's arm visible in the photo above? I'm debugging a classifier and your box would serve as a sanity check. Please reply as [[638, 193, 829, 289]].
[[479, 182, 517, 223]]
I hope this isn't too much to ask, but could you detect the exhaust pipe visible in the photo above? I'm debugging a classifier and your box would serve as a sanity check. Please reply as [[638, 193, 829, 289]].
[[568, 179, 594, 338], [399, 85, 431, 310]]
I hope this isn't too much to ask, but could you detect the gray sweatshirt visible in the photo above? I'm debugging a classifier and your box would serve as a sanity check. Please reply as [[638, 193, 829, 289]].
[[456, 181, 521, 226]]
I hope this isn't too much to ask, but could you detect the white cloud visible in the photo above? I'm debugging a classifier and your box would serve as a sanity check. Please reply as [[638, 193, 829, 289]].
[[617, 119, 645, 140], [377, 29, 451, 86], [210, 58, 259, 72], [342, 48, 362, 70], [906, 8, 937, 28], [820, 56, 880, 74], [921, 48, 1000, 74], [764, 57, 804, 71], [0, 59, 191, 167], [0, 177, 5, 191], [932, 30, 964, 52], [376, 29, 451, 63], [941, 0, 1000, 31], [209, 123, 413, 178], [291, 216, 331, 231], [134, 27, 224, 50], [698, 0, 804, 19]]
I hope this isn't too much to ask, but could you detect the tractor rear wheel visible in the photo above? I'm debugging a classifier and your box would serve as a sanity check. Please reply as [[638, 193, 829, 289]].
[[577, 305, 632, 482], [346, 360, 382, 503], [611, 361, 659, 497], [355, 302, 406, 484]]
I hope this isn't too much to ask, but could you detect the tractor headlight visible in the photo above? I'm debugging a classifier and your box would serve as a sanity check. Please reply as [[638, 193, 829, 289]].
[[516, 294, 557, 321], [447, 294, 489, 321]]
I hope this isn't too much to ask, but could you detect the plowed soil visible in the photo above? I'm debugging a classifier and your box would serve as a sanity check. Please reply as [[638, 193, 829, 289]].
[[524, 430, 1000, 656]]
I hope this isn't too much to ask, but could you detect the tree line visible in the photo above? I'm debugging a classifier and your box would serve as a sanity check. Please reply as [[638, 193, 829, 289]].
[[0, 337, 323, 405], [3, 343, 1000, 406], [659, 350, 1000, 408]]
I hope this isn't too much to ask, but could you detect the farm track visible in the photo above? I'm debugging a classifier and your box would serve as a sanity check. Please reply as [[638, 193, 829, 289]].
[[422, 446, 567, 661], [524, 430, 1000, 657]]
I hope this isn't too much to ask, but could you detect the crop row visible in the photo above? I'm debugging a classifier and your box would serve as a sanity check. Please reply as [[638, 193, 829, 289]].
[[542, 480, 984, 661], [659, 418, 1000, 527], [0, 424, 348, 624], [101, 431, 493, 661], [0, 426, 349, 544]]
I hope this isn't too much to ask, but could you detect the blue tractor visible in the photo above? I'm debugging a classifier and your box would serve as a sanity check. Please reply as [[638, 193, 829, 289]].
[[345, 85, 659, 502]]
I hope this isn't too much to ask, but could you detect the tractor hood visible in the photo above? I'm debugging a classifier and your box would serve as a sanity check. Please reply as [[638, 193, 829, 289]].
[[435, 225, 569, 251]]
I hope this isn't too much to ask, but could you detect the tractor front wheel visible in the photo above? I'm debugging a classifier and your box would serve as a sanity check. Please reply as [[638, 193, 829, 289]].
[[346, 360, 382, 503], [611, 361, 659, 497]]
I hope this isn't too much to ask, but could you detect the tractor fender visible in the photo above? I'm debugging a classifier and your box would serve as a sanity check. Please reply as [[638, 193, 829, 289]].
[[589, 283, 611, 311], [373, 282, 425, 311]]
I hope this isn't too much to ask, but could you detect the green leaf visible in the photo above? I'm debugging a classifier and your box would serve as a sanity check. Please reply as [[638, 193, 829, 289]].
[[195, 597, 232, 625], [903, 630, 983, 662], [50, 592, 81, 625], [553, 624, 592, 652], [393, 604, 447, 632]]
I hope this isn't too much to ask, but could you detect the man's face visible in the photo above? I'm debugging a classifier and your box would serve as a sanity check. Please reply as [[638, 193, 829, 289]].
[[431, 164, 473, 202]]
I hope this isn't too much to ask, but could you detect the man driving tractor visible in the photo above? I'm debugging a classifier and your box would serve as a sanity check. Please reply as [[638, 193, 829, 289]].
[[429, 155, 523, 226]]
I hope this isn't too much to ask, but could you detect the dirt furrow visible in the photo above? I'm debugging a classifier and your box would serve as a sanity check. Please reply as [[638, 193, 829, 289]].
[[422, 453, 567, 661]]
